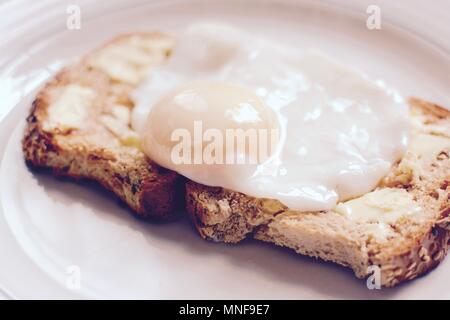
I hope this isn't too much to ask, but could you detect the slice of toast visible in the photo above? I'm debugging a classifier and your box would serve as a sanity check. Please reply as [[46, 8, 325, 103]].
[[186, 98, 450, 287], [22, 33, 183, 219]]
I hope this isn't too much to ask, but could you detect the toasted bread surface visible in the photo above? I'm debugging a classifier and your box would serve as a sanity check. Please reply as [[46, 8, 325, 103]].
[[186, 98, 450, 286], [23, 33, 183, 219]]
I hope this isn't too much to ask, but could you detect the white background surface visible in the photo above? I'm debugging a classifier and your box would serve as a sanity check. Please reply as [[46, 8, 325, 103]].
[[0, 0, 449, 300], [0, 291, 7, 300]]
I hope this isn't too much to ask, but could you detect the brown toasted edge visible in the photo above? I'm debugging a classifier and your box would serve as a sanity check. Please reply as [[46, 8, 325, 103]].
[[185, 182, 285, 243], [185, 184, 242, 242], [409, 97, 450, 119], [138, 165, 185, 220]]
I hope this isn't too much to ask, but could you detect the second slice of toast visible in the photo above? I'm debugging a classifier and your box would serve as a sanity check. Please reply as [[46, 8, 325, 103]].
[[186, 98, 450, 287], [23, 33, 183, 219]]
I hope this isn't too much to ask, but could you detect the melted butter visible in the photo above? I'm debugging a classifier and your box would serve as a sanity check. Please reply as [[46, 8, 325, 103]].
[[44, 84, 96, 131], [334, 188, 421, 239], [334, 188, 421, 223], [88, 35, 171, 85]]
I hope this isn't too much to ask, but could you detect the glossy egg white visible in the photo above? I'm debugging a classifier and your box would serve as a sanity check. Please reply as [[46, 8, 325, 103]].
[[132, 23, 410, 211]]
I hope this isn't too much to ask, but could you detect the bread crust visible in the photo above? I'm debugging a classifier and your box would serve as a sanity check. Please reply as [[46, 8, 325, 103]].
[[22, 33, 182, 219], [186, 98, 450, 287]]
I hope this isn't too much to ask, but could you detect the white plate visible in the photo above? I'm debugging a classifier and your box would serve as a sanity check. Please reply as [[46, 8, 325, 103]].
[[1, 0, 450, 299]]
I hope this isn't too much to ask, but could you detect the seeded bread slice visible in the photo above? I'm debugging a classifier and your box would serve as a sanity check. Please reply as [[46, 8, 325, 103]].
[[22, 33, 183, 219], [186, 98, 450, 287]]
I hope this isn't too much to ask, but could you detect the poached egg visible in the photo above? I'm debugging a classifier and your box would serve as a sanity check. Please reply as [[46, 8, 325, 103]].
[[132, 23, 410, 211]]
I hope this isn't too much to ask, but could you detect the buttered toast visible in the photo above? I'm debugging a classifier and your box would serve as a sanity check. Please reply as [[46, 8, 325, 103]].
[[186, 98, 450, 287], [22, 33, 182, 219]]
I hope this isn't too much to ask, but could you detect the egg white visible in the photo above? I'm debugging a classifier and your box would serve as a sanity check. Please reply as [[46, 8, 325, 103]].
[[132, 22, 410, 211]]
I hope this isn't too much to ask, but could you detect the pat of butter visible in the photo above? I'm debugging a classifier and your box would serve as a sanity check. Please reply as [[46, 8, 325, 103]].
[[88, 37, 168, 85], [89, 52, 142, 85], [129, 35, 174, 53], [99, 114, 140, 149], [409, 133, 450, 161], [334, 188, 421, 224], [107, 45, 155, 66], [44, 84, 96, 131]]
